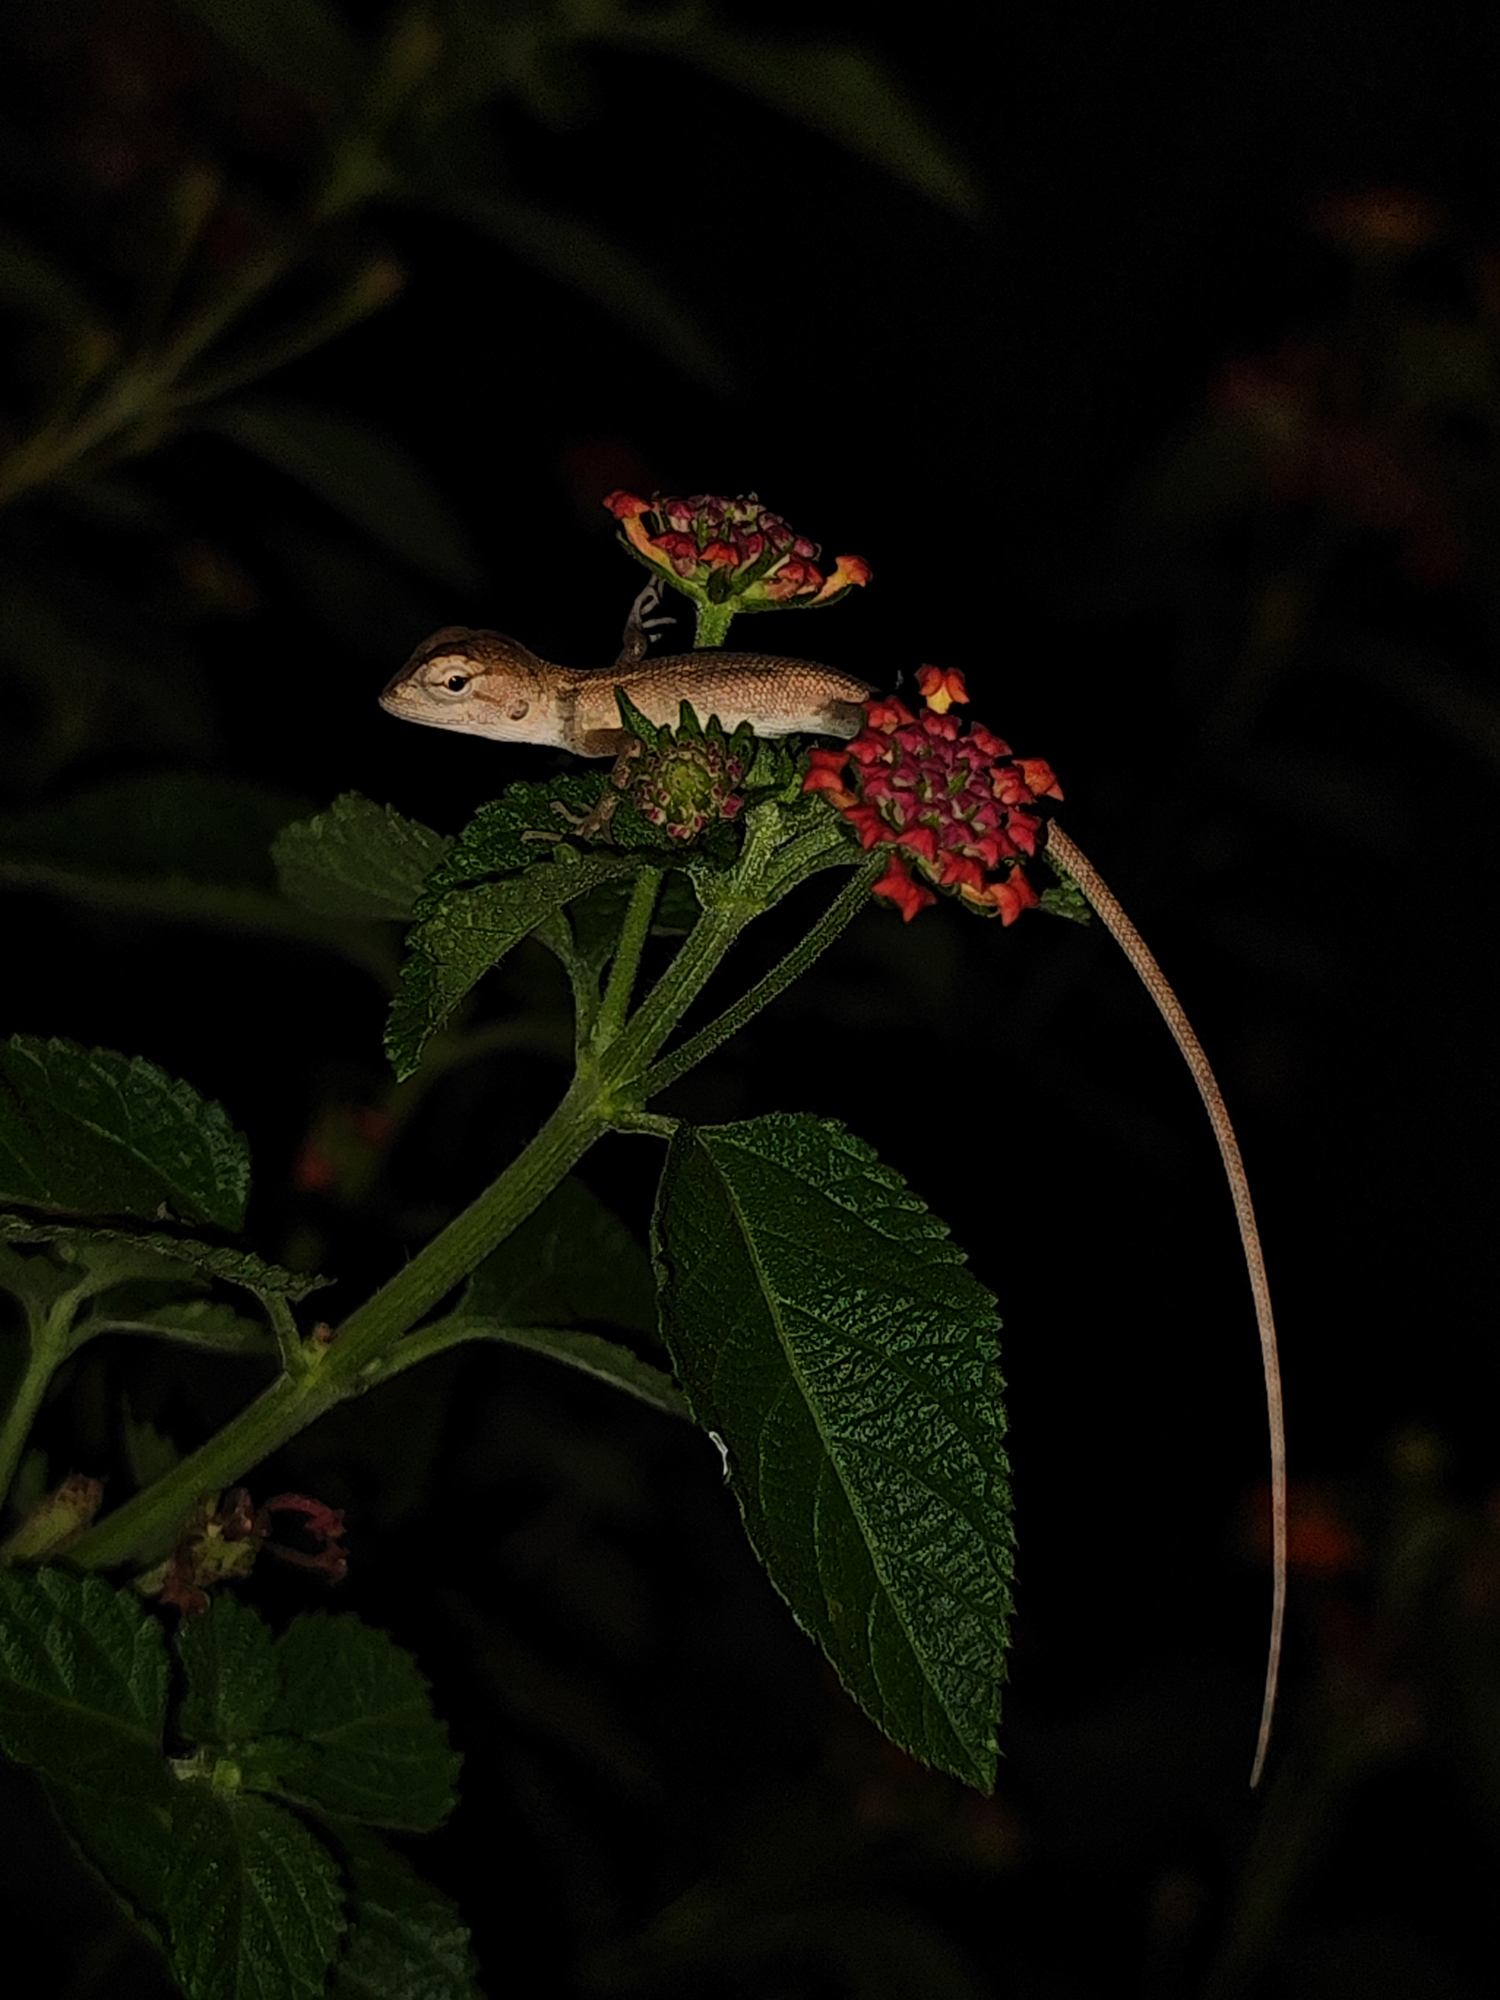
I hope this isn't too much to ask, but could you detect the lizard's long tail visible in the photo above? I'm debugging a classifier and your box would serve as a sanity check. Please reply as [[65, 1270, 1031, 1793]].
[[1045, 821, 1286, 1790]]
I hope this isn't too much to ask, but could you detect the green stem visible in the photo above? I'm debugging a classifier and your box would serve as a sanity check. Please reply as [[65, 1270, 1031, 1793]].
[[64, 809, 860, 1569], [264, 1295, 306, 1376], [639, 860, 877, 1099], [68, 1076, 608, 1570], [0, 1296, 81, 1504], [693, 601, 738, 648], [592, 866, 663, 1051]]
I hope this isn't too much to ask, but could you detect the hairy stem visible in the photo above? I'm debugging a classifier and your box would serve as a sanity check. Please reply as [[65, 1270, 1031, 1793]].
[[640, 859, 878, 1098], [1046, 821, 1287, 1789], [593, 867, 663, 1050]]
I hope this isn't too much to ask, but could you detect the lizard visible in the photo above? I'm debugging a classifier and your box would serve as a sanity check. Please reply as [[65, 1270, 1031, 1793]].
[[379, 584, 874, 757], [378, 597, 1287, 1787]]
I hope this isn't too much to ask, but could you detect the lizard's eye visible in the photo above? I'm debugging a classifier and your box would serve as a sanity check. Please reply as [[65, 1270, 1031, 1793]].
[[443, 672, 470, 694]]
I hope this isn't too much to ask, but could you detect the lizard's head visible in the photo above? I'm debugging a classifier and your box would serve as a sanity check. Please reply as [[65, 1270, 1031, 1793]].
[[379, 628, 559, 744]]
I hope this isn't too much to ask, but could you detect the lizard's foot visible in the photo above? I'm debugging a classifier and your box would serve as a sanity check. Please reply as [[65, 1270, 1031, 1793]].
[[617, 581, 675, 665]]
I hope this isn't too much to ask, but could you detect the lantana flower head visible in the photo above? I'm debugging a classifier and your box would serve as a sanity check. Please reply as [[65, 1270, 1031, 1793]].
[[605, 490, 871, 612], [805, 667, 1063, 922]]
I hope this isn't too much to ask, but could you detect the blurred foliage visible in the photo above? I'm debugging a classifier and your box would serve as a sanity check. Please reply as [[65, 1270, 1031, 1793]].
[[0, 0, 973, 798]]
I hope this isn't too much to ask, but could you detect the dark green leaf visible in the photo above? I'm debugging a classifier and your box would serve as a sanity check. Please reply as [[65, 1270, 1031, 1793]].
[[273, 794, 452, 922], [418, 1319, 687, 1420], [173, 0, 361, 103], [0, 1036, 249, 1229], [47, 1778, 175, 1931], [0, 1569, 170, 1798], [207, 399, 482, 590], [261, 1616, 459, 1831], [613, 19, 980, 217], [327, 1824, 482, 2000], [0, 227, 114, 342], [0, 1212, 330, 1300], [0, 774, 313, 891], [162, 1787, 346, 2000], [449, 190, 733, 392], [652, 1113, 1012, 1791], [178, 1597, 281, 1749], [387, 851, 633, 1079], [463, 1175, 657, 1334], [420, 778, 612, 893], [81, 1293, 276, 1357]]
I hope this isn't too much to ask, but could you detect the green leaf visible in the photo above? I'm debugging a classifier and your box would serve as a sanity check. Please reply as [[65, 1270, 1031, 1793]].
[[178, 1596, 282, 1749], [447, 189, 733, 392], [207, 399, 482, 590], [612, 18, 980, 218], [81, 1293, 276, 1357], [0, 1213, 330, 1301], [0, 1037, 250, 1229], [419, 778, 613, 892], [327, 1824, 482, 2000], [651, 1113, 1012, 1791], [0, 1569, 170, 1798], [387, 852, 633, 1078], [173, 0, 361, 103], [463, 1174, 657, 1334], [162, 1786, 347, 2000], [0, 226, 114, 344], [260, 1615, 459, 1832], [273, 794, 452, 922], [0, 774, 313, 890]]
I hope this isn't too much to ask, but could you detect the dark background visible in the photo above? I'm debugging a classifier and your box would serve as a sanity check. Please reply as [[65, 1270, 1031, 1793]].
[[3, 2, 1500, 1994]]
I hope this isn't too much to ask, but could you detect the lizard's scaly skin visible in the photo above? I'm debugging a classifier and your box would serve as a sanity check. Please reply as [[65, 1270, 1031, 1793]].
[[381, 628, 873, 756], [1047, 822, 1286, 1789]]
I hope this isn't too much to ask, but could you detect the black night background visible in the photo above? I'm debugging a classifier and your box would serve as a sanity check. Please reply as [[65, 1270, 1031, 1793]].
[[2, 2, 1499, 1995]]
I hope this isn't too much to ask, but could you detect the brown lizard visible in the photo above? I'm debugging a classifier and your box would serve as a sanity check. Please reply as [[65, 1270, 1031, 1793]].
[[380, 587, 874, 757], [378, 608, 1287, 1785]]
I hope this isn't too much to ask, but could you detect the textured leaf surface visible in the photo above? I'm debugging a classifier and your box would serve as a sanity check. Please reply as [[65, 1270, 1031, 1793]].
[[652, 1113, 1012, 1789], [0, 1212, 329, 1300], [328, 1825, 482, 2000], [0, 1570, 169, 1797], [464, 1175, 657, 1335], [178, 1597, 282, 1749], [262, 1616, 459, 1831], [163, 1788, 346, 2000], [0, 1037, 250, 1227], [387, 853, 632, 1078], [273, 794, 451, 922]]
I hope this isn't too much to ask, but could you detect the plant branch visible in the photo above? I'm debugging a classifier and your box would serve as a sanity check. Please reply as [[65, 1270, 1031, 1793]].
[[639, 858, 877, 1099], [592, 866, 663, 1051]]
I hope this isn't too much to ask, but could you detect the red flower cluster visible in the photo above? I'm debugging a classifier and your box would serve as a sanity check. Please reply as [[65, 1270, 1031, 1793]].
[[804, 667, 1063, 922], [604, 490, 871, 607]]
